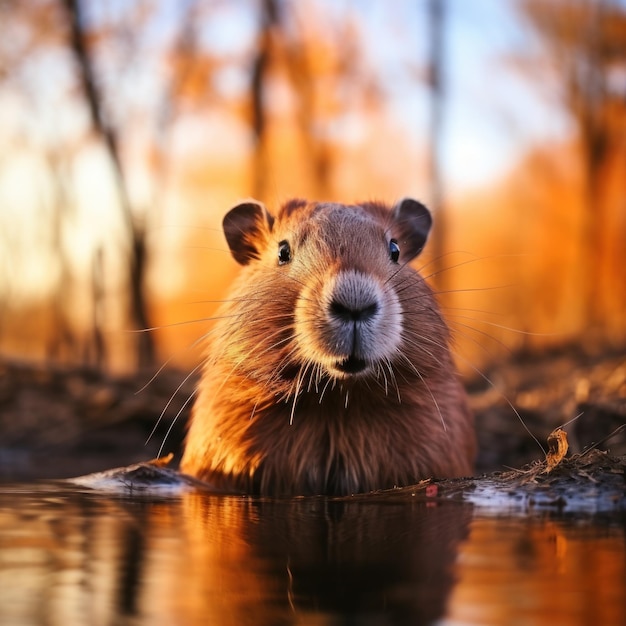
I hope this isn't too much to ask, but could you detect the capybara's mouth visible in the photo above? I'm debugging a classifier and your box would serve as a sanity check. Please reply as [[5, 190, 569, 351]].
[[335, 356, 368, 374]]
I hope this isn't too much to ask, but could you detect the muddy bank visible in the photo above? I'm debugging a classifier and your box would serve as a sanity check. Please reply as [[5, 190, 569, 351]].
[[0, 346, 624, 481], [61, 447, 625, 520]]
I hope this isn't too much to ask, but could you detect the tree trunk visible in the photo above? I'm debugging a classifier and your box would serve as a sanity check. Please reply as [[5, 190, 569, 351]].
[[61, 0, 154, 367], [427, 0, 447, 291], [250, 0, 279, 202]]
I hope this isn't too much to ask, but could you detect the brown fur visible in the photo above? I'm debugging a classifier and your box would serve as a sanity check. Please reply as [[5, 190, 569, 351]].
[[180, 198, 476, 495]]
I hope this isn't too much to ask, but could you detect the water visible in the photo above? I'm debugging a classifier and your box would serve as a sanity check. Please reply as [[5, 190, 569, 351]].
[[0, 484, 624, 625]]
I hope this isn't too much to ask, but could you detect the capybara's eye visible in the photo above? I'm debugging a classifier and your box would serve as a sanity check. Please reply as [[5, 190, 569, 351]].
[[278, 240, 292, 265], [389, 239, 400, 263]]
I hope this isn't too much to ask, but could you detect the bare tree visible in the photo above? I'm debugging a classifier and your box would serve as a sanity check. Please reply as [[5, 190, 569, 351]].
[[45, 149, 79, 363], [520, 0, 626, 333], [277, 6, 365, 199], [427, 0, 447, 290], [149, 0, 204, 218], [248, 0, 381, 201], [250, 0, 279, 201], [61, 0, 155, 366], [90, 246, 106, 367]]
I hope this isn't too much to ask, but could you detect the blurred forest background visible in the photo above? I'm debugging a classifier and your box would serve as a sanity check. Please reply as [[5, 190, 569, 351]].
[[0, 0, 625, 377]]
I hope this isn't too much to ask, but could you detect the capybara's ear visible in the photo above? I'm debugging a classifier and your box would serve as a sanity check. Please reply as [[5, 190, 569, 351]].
[[223, 201, 275, 265], [392, 198, 432, 262]]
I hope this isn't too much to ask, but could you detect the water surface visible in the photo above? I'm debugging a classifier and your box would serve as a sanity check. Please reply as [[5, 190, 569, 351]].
[[0, 484, 624, 625]]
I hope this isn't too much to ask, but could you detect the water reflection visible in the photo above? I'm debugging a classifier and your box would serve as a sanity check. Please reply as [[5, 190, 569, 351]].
[[446, 515, 626, 625], [178, 495, 472, 625], [0, 486, 624, 625]]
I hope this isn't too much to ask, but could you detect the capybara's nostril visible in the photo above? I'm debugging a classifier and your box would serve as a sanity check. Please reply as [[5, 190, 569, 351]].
[[329, 299, 379, 322]]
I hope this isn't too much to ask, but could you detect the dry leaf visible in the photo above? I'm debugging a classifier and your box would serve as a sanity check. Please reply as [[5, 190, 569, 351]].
[[544, 428, 568, 473], [148, 453, 174, 468]]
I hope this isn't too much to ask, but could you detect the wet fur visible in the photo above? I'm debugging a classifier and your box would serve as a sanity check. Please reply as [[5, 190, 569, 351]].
[[181, 199, 476, 495]]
